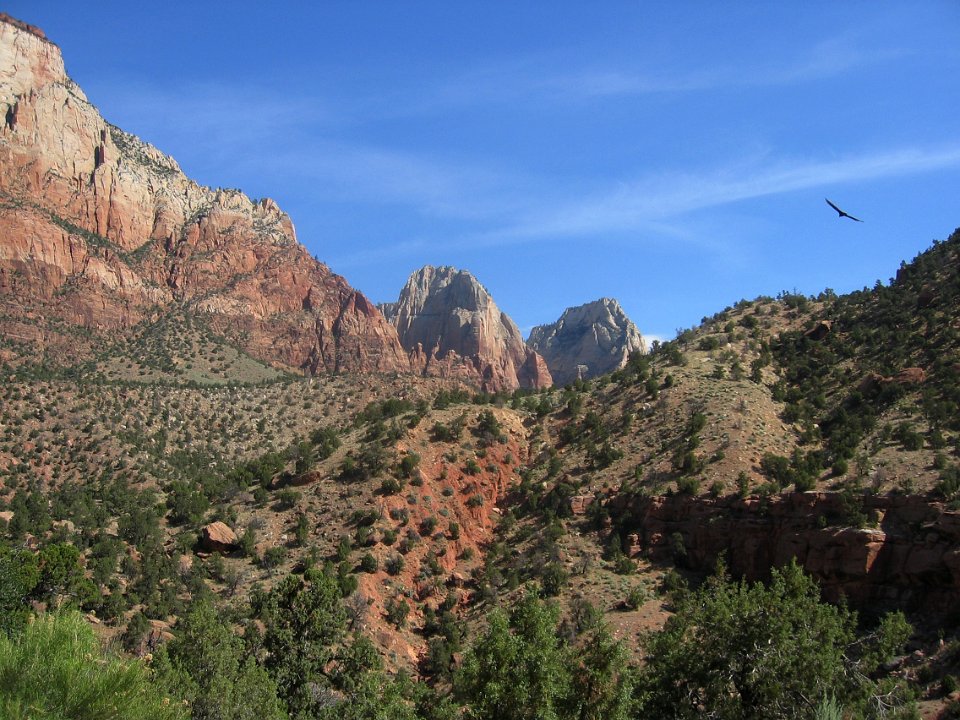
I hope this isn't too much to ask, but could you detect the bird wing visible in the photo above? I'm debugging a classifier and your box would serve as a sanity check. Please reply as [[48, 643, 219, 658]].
[[825, 198, 863, 222]]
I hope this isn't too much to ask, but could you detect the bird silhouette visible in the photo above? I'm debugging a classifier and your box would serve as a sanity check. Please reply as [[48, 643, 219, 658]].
[[825, 198, 863, 222]]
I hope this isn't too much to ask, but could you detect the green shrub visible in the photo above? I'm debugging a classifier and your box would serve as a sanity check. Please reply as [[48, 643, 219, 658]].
[[379, 477, 402, 495], [676, 476, 700, 496], [360, 552, 378, 573], [540, 562, 569, 596], [0, 611, 186, 719], [385, 554, 405, 576], [625, 584, 648, 610]]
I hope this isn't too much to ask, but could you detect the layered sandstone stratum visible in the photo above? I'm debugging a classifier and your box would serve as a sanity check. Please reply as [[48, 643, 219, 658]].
[[381, 265, 552, 392], [0, 14, 408, 375], [527, 297, 646, 386]]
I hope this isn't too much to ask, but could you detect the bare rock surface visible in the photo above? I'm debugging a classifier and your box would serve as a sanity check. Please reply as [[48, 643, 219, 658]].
[[199, 521, 238, 553], [527, 298, 646, 385], [382, 265, 552, 391], [0, 15, 408, 375]]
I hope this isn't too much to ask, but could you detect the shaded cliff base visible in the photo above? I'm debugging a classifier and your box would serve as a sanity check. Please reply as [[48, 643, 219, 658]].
[[604, 490, 960, 622]]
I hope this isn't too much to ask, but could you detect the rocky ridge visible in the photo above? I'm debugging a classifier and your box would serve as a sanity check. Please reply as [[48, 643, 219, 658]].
[[527, 297, 646, 386], [381, 265, 552, 392], [606, 491, 960, 617], [0, 15, 408, 375]]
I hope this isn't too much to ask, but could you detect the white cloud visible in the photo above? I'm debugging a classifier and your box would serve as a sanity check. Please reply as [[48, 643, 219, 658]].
[[498, 144, 960, 242]]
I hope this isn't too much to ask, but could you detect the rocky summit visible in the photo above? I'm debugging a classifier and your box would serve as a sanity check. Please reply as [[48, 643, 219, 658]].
[[527, 297, 646, 386], [0, 15, 408, 376], [381, 265, 552, 392]]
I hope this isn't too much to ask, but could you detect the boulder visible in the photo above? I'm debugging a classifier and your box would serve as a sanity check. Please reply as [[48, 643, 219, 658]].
[[199, 521, 238, 553]]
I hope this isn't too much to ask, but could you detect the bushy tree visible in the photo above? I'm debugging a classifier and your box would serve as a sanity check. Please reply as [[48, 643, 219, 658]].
[[0, 547, 39, 635], [455, 592, 571, 720], [454, 592, 631, 720], [152, 600, 284, 720], [253, 568, 347, 717], [637, 560, 913, 719]]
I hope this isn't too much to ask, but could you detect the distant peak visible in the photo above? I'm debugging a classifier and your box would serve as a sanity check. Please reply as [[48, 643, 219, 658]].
[[528, 297, 645, 385]]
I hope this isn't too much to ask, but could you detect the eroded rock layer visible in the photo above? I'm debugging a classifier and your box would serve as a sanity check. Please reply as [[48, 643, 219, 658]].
[[527, 297, 646, 385], [382, 265, 552, 392], [0, 16, 408, 375]]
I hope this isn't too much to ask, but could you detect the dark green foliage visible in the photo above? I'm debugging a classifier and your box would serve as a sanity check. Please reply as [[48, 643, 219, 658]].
[[310, 425, 341, 460], [385, 554, 405, 576], [675, 475, 700, 496], [153, 600, 284, 720], [590, 441, 623, 469], [360, 552, 378, 573], [385, 597, 410, 628], [431, 413, 467, 442], [357, 398, 414, 426], [760, 453, 793, 487], [0, 547, 39, 635], [433, 388, 471, 409], [36, 543, 87, 605], [399, 452, 421, 478], [540, 562, 569, 596], [638, 560, 913, 719], [166, 480, 210, 526], [274, 488, 300, 511], [339, 443, 387, 483], [253, 568, 347, 717], [937, 465, 960, 499], [380, 477, 402, 494], [454, 592, 632, 720]]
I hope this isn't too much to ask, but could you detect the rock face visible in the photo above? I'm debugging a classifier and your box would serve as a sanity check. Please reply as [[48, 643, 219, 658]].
[[609, 491, 960, 617], [527, 298, 646, 386], [0, 15, 409, 375], [198, 521, 238, 553], [381, 266, 552, 392]]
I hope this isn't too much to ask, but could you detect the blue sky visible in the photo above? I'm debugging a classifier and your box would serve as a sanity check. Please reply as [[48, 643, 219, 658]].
[[9, 2, 960, 342]]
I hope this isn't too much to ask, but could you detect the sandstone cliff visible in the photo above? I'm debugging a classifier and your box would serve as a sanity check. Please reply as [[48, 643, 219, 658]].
[[605, 491, 960, 617], [0, 15, 408, 375], [527, 297, 646, 386], [381, 265, 552, 392]]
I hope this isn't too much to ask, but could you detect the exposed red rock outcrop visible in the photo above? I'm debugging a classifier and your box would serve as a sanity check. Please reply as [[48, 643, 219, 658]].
[[804, 319, 833, 341], [859, 367, 927, 393], [382, 265, 552, 392], [0, 15, 408, 375], [198, 521, 239, 553], [608, 491, 960, 616]]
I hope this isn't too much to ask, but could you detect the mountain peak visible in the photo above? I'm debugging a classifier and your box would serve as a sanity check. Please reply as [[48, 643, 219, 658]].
[[528, 298, 646, 385], [0, 13, 50, 42], [382, 265, 551, 391], [0, 19, 408, 377]]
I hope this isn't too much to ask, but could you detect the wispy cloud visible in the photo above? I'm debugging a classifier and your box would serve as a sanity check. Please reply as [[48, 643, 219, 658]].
[[327, 141, 960, 268], [417, 35, 901, 109], [499, 144, 960, 241], [93, 81, 332, 152]]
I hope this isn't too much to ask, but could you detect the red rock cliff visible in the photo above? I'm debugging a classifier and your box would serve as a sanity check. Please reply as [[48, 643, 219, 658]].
[[0, 15, 409, 375], [609, 491, 960, 616]]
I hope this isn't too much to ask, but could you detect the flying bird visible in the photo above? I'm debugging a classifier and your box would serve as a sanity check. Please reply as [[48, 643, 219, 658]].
[[825, 198, 863, 222]]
